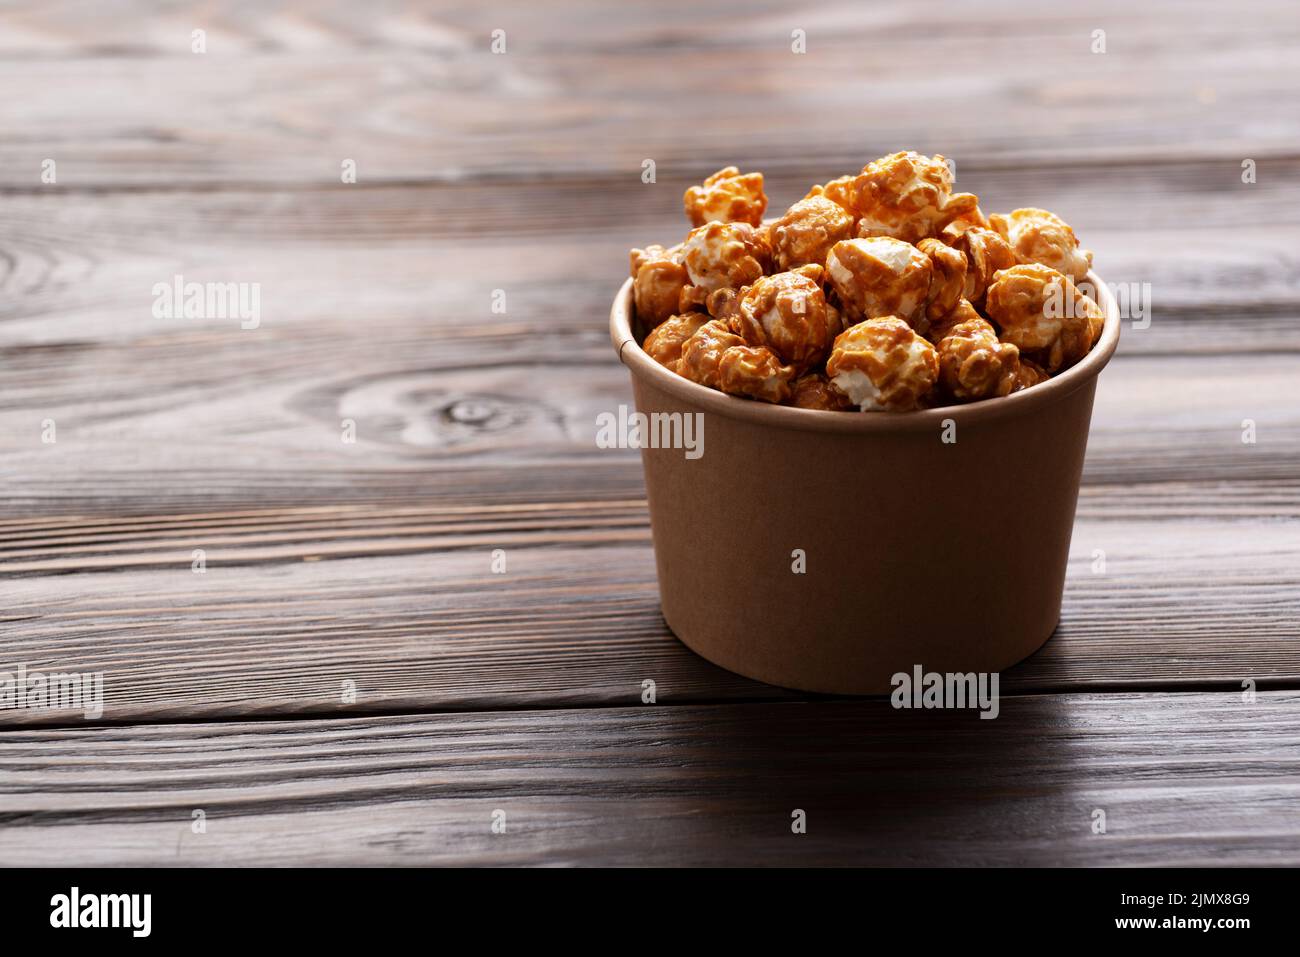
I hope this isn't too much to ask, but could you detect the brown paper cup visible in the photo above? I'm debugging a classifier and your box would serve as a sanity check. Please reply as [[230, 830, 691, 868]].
[[611, 273, 1120, 694]]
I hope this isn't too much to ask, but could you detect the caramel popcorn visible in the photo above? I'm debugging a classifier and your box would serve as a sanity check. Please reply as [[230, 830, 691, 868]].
[[677, 318, 746, 389], [827, 151, 979, 243], [825, 237, 931, 327], [734, 271, 835, 370], [786, 372, 853, 411], [932, 309, 1022, 401], [630, 245, 690, 328], [950, 226, 1017, 307], [677, 318, 794, 403], [643, 313, 709, 371], [1012, 357, 1050, 392], [984, 263, 1103, 373], [825, 317, 938, 412], [681, 221, 770, 292], [770, 194, 855, 271], [718, 345, 796, 403], [629, 151, 1103, 411], [989, 207, 1093, 282], [917, 238, 967, 326], [684, 167, 768, 228]]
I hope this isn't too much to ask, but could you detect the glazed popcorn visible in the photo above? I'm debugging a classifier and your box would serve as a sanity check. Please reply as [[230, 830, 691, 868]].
[[989, 208, 1093, 282], [681, 221, 770, 292], [917, 238, 966, 326], [827, 151, 979, 244], [734, 270, 835, 370], [984, 263, 1103, 373], [770, 194, 855, 271], [930, 301, 1022, 401], [630, 244, 689, 328], [826, 237, 931, 326], [786, 371, 853, 411], [949, 226, 1017, 307], [677, 318, 746, 389], [677, 318, 795, 402], [825, 317, 939, 412], [643, 313, 709, 371], [629, 151, 1102, 411], [718, 345, 796, 403], [684, 167, 768, 228], [1013, 357, 1050, 392]]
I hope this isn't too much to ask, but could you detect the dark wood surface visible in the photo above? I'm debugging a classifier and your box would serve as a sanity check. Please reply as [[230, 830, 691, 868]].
[[1, 0, 1298, 865]]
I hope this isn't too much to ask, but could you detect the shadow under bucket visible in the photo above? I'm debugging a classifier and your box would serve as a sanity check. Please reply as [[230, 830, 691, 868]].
[[611, 273, 1121, 695]]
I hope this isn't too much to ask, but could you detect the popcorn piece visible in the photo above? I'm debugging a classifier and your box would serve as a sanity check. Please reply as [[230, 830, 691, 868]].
[[680, 284, 747, 324], [643, 313, 709, 371], [828, 151, 979, 243], [786, 372, 853, 411], [984, 263, 1103, 373], [989, 207, 1093, 282], [825, 237, 932, 326], [734, 271, 835, 370], [677, 318, 747, 389], [940, 205, 990, 242], [917, 238, 967, 326], [718, 345, 796, 403], [1012, 357, 1050, 392], [933, 312, 1022, 401], [682, 221, 770, 292], [630, 244, 690, 328], [684, 166, 768, 227], [950, 226, 1017, 307], [825, 317, 939, 412], [770, 194, 855, 271]]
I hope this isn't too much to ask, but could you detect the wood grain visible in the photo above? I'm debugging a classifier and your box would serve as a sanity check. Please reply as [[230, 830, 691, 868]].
[[2, 692, 1297, 866], [1, 488, 1296, 725], [0, 1, 1296, 186]]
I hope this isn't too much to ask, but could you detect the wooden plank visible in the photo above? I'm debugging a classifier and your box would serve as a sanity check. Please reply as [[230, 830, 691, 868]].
[[0, 485, 1296, 725], [1, 692, 1297, 866], [0, 1, 1296, 186], [1, 342, 1297, 515]]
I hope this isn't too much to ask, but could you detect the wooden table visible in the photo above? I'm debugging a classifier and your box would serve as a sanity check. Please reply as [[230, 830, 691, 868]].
[[2, 0, 1298, 866]]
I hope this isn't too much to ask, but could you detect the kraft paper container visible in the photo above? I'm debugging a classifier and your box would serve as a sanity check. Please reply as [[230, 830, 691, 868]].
[[611, 272, 1121, 694]]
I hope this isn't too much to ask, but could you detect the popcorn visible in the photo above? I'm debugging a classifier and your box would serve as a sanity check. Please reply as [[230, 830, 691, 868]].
[[629, 151, 1103, 412], [1012, 357, 1050, 392], [949, 226, 1017, 307], [786, 372, 853, 411], [684, 167, 768, 227], [825, 237, 931, 327], [825, 317, 938, 412], [677, 318, 746, 389], [770, 194, 855, 271], [989, 207, 1093, 282], [681, 221, 770, 292], [931, 304, 1022, 401], [984, 263, 1103, 373], [826, 151, 979, 243], [734, 271, 835, 370], [643, 313, 709, 371], [940, 205, 990, 242], [630, 244, 690, 328], [718, 345, 796, 403], [677, 318, 794, 403], [917, 238, 967, 326]]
